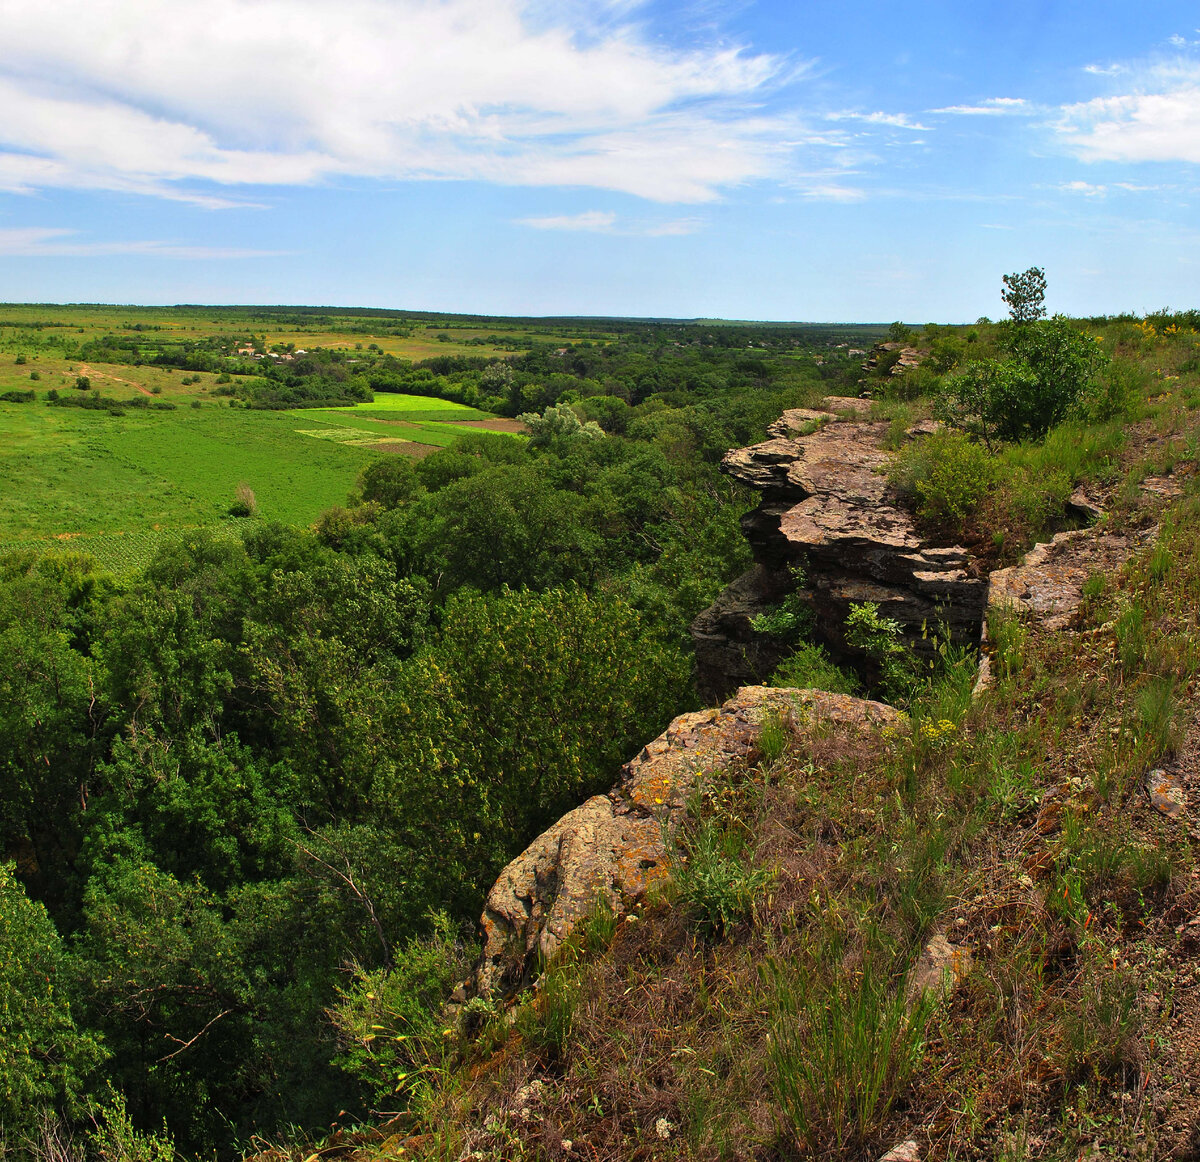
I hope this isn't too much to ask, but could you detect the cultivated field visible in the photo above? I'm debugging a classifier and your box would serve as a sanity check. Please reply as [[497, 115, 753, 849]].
[[0, 304, 543, 571]]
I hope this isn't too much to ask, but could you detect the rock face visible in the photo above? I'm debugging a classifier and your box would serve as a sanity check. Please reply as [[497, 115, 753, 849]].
[[988, 525, 1151, 631], [473, 685, 903, 998], [862, 343, 929, 377], [693, 403, 988, 702]]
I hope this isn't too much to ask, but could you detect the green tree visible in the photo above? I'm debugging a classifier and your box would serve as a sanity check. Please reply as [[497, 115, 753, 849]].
[[0, 863, 103, 1132], [1001, 266, 1047, 324]]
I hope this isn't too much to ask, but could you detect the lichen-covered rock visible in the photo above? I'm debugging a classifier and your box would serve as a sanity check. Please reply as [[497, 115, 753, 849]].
[[473, 685, 904, 998], [988, 527, 1150, 631], [1147, 768, 1187, 820], [907, 932, 973, 1002], [694, 404, 987, 701]]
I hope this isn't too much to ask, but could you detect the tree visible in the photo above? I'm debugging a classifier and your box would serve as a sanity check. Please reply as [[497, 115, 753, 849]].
[[1001, 266, 1047, 325], [0, 863, 103, 1131], [517, 402, 604, 449]]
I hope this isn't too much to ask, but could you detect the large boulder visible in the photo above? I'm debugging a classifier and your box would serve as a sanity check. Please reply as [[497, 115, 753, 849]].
[[473, 685, 903, 998]]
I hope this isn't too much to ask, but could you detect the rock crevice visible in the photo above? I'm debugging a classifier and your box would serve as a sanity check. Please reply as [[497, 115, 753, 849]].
[[694, 401, 988, 702]]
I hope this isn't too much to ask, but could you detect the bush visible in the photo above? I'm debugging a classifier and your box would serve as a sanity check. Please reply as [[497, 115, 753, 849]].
[[1078, 358, 1147, 422], [845, 601, 919, 703], [770, 641, 857, 694], [935, 318, 1104, 444], [74, 375, 91, 391], [890, 430, 994, 533], [328, 912, 474, 1105], [674, 816, 771, 939]]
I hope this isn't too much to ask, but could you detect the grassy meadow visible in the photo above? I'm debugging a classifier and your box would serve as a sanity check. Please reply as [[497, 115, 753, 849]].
[[0, 305, 543, 570]]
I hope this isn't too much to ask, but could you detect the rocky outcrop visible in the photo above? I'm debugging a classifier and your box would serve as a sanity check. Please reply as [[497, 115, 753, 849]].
[[987, 525, 1152, 631], [862, 343, 929, 377], [693, 402, 988, 702], [473, 685, 903, 998]]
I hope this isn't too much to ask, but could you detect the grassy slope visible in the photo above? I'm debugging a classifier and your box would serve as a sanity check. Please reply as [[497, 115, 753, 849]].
[[283, 326, 1200, 1162], [0, 403, 375, 566]]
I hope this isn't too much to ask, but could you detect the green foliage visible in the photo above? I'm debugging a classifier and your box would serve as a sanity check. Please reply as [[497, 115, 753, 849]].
[[328, 913, 474, 1105], [0, 864, 103, 1131], [845, 601, 918, 703], [770, 641, 857, 695], [890, 429, 995, 531], [516, 402, 605, 448], [674, 816, 771, 939], [748, 580, 810, 641], [766, 938, 931, 1153], [89, 1088, 178, 1162], [935, 317, 1104, 445], [1001, 266, 1047, 324], [357, 455, 420, 508]]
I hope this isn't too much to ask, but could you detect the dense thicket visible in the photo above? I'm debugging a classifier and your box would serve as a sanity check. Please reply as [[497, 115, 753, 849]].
[[0, 321, 849, 1156]]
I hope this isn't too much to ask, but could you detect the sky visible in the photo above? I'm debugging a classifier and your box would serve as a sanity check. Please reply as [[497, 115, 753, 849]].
[[1, 0, 1199, 321]]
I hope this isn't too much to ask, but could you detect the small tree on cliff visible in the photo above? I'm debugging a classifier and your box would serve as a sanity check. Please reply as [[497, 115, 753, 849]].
[[935, 268, 1102, 444]]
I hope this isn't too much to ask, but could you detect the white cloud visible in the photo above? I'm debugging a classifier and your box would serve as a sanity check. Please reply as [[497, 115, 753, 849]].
[[517, 211, 617, 231], [799, 184, 866, 202], [1059, 180, 1106, 196], [515, 210, 703, 235], [0, 0, 815, 205], [825, 111, 931, 131], [1056, 61, 1200, 164], [0, 226, 283, 258], [930, 97, 1029, 115]]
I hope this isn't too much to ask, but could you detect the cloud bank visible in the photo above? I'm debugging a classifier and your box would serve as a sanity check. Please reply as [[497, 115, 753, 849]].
[[0, 0, 802, 205], [1056, 59, 1200, 164]]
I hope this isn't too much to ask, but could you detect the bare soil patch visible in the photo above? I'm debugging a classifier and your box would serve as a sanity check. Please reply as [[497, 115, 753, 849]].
[[363, 439, 438, 458]]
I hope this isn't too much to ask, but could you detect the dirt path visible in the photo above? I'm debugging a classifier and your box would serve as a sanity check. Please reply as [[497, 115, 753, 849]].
[[363, 416, 527, 434], [77, 363, 154, 396]]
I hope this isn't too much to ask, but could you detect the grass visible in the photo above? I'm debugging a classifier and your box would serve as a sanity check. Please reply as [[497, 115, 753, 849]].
[[0, 378, 521, 569], [0, 401, 375, 554]]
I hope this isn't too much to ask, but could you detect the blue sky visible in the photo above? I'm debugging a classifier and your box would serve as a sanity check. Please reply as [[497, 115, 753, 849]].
[[1, 0, 1198, 321]]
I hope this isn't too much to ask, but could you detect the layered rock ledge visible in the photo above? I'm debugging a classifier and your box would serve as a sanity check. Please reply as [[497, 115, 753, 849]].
[[693, 401, 988, 702], [473, 684, 902, 998]]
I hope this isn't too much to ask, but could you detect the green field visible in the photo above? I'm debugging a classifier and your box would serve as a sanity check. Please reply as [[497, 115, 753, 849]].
[[0, 385, 522, 570], [0, 302, 610, 361]]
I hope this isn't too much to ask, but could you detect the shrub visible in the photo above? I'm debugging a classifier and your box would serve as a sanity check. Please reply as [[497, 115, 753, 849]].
[[1078, 358, 1147, 422], [770, 641, 857, 694], [232, 482, 257, 518], [935, 318, 1104, 445], [328, 912, 474, 1105], [749, 587, 811, 641], [845, 601, 919, 703], [890, 430, 994, 533], [74, 375, 91, 391], [674, 816, 771, 940]]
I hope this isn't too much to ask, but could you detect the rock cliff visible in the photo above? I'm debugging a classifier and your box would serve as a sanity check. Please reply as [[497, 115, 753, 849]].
[[473, 684, 902, 998], [693, 399, 988, 702]]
